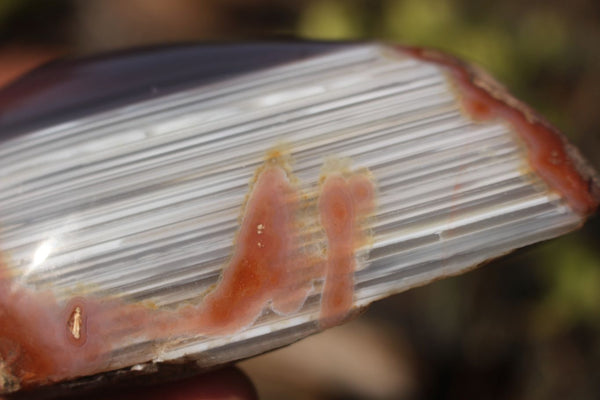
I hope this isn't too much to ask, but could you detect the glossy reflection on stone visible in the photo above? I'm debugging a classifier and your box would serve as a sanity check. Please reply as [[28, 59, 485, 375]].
[[0, 151, 376, 392]]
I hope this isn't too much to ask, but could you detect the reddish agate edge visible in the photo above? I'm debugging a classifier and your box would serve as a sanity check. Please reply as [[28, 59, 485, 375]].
[[397, 46, 600, 217]]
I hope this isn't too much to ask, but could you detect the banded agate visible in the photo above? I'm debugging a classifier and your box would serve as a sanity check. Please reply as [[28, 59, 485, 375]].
[[0, 43, 597, 396]]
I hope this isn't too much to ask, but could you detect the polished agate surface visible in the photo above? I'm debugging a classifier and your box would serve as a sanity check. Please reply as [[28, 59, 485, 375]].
[[0, 43, 596, 394]]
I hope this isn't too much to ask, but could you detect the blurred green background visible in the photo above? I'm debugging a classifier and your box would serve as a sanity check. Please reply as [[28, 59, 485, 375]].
[[1, 1, 599, 399]]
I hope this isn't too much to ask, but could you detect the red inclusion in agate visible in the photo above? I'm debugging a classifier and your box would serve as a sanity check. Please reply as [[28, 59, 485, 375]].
[[184, 165, 320, 334], [0, 264, 107, 390], [318, 173, 374, 328], [400, 46, 599, 216], [0, 155, 375, 390], [186, 162, 374, 334]]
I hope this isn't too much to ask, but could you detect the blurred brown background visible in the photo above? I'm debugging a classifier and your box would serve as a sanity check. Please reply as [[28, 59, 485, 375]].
[[1, 1, 599, 399]]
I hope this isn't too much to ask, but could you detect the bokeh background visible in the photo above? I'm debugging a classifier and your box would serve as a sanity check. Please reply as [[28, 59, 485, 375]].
[[1, 1, 599, 399]]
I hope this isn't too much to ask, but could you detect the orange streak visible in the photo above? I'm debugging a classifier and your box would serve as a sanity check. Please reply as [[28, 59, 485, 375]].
[[0, 46, 61, 89], [319, 173, 374, 328]]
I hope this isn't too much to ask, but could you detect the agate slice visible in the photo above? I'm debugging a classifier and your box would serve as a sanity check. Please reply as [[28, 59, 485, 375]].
[[0, 43, 597, 397]]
